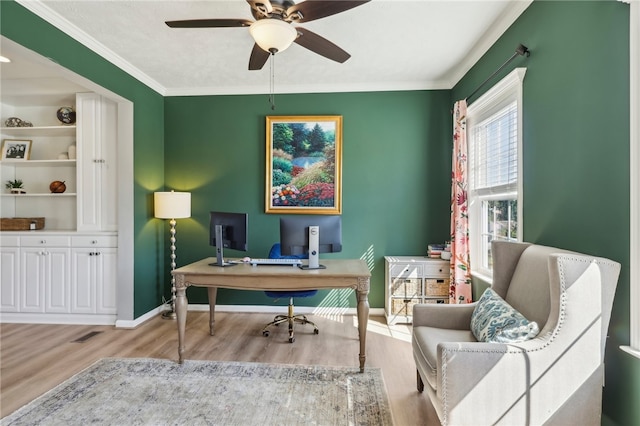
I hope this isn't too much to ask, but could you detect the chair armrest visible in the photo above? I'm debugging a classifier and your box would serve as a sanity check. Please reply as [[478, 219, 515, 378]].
[[435, 337, 601, 425], [436, 341, 523, 423], [412, 302, 477, 329]]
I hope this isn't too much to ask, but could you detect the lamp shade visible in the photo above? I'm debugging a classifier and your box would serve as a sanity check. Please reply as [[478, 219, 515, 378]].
[[249, 19, 297, 53], [154, 191, 191, 219]]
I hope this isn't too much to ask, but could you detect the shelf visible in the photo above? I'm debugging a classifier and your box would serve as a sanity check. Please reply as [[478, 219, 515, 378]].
[[1, 126, 76, 136], [1, 193, 77, 197], [0, 160, 76, 166]]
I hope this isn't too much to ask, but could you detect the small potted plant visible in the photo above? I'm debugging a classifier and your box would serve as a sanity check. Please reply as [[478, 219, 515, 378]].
[[5, 179, 25, 194]]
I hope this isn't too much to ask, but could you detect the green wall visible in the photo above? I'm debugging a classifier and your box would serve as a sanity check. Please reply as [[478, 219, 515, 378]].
[[3, 1, 637, 423], [0, 1, 166, 318], [163, 92, 452, 307], [452, 1, 637, 424]]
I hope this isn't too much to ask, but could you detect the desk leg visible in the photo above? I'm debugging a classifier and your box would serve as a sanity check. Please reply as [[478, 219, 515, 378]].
[[207, 287, 217, 336], [175, 274, 187, 364], [356, 277, 370, 373]]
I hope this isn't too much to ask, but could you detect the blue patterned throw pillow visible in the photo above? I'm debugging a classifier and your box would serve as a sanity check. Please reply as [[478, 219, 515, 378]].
[[471, 288, 540, 343]]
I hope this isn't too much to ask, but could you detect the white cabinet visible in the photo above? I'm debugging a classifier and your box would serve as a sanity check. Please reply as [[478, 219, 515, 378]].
[[0, 235, 20, 312], [71, 235, 117, 314], [20, 236, 71, 314], [384, 256, 450, 325], [76, 93, 118, 232], [1, 90, 119, 325], [0, 233, 116, 324]]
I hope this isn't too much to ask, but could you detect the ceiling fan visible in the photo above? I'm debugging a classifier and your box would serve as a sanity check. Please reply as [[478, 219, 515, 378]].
[[165, 0, 370, 70]]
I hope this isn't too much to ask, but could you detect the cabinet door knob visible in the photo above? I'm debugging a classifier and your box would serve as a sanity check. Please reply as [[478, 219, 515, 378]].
[[40, 240, 46, 244], [92, 240, 98, 244]]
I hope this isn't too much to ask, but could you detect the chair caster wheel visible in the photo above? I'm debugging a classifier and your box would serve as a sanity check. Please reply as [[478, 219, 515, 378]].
[[289, 337, 295, 343], [263, 330, 270, 337], [314, 329, 319, 335]]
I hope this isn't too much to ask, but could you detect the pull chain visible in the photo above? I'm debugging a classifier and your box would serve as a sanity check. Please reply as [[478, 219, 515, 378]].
[[269, 52, 276, 110]]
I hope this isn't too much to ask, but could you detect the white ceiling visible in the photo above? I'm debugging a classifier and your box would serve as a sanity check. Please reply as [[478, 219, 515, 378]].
[[2, 0, 532, 96]]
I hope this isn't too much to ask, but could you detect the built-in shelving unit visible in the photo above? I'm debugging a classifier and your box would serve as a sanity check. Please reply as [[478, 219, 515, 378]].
[[1, 87, 119, 324], [1, 95, 79, 228]]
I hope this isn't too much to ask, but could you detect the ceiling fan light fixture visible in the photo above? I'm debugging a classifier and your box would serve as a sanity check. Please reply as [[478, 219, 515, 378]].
[[249, 19, 297, 54]]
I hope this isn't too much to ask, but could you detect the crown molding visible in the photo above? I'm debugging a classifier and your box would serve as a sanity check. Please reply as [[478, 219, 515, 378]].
[[163, 79, 452, 97], [16, 0, 167, 95], [443, 0, 533, 88], [15, 0, 532, 97]]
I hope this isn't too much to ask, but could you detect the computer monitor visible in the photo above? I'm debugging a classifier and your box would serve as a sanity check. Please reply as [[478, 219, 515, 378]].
[[279, 215, 342, 270], [209, 211, 248, 267]]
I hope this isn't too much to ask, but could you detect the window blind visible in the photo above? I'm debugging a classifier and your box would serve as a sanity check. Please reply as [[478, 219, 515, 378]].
[[470, 100, 518, 194]]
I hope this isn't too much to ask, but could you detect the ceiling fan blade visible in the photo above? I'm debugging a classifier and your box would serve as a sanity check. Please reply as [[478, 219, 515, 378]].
[[165, 19, 252, 28], [249, 44, 271, 70], [286, 0, 370, 23], [294, 28, 350, 63]]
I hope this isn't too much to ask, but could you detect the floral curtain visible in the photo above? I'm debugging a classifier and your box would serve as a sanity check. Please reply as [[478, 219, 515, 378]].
[[450, 100, 472, 304]]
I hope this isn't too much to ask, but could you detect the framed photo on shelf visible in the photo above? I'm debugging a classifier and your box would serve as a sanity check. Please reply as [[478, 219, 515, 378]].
[[1, 139, 32, 160], [265, 115, 342, 215]]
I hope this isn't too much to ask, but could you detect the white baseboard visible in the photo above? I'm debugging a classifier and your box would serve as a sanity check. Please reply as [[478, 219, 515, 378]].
[[115, 305, 165, 329]]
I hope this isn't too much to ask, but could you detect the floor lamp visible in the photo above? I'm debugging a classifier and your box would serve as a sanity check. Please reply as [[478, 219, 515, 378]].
[[154, 190, 191, 320]]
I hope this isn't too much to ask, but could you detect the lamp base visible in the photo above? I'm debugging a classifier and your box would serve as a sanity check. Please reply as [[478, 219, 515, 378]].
[[161, 309, 177, 320]]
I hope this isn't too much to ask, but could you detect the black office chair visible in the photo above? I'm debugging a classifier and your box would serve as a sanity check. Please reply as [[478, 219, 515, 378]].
[[261, 243, 319, 343]]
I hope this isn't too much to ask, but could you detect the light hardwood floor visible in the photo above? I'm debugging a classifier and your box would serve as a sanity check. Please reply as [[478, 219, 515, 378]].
[[0, 312, 439, 425]]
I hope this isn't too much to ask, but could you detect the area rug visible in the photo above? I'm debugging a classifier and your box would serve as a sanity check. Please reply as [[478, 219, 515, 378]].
[[2, 358, 393, 425]]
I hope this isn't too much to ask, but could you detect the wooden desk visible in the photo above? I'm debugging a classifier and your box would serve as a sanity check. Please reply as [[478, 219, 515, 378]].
[[172, 258, 372, 371]]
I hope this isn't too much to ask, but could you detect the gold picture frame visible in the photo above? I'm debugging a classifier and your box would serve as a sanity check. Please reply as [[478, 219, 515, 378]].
[[265, 115, 342, 215], [1, 139, 32, 160]]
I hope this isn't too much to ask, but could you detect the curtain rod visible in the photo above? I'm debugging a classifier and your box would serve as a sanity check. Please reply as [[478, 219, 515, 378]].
[[465, 44, 530, 102]]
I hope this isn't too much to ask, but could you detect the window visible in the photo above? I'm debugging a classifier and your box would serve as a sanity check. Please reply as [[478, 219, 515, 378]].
[[467, 68, 526, 278], [623, 0, 639, 359]]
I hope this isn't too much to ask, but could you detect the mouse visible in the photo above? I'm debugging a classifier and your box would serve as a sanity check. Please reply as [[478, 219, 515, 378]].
[[242, 257, 251, 263]]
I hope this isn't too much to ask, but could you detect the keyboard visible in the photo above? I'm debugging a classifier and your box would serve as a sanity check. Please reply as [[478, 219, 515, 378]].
[[249, 258, 303, 267]]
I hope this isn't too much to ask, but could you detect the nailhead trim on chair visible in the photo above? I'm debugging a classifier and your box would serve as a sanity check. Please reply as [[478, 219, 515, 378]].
[[441, 349, 449, 425], [438, 255, 618, 424]]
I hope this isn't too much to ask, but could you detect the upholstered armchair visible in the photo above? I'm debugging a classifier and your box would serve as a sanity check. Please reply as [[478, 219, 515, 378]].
[[412, 241, 621, 425]]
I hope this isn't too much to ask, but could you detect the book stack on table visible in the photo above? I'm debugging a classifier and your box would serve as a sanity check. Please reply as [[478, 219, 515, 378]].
[[427, 244, 445, 258]]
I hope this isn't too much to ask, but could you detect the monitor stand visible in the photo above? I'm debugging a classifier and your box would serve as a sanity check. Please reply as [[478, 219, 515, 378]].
[[299, 225, 326, 270], [209, 225, 236, 267]]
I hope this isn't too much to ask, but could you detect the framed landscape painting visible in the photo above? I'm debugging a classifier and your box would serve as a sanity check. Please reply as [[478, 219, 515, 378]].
[[265, 116, 342, 214]]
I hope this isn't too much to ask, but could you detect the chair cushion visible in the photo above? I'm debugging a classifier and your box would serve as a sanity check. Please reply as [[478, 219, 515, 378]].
[[412, 326, 476, 389], [470, 288, 540, 343]]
